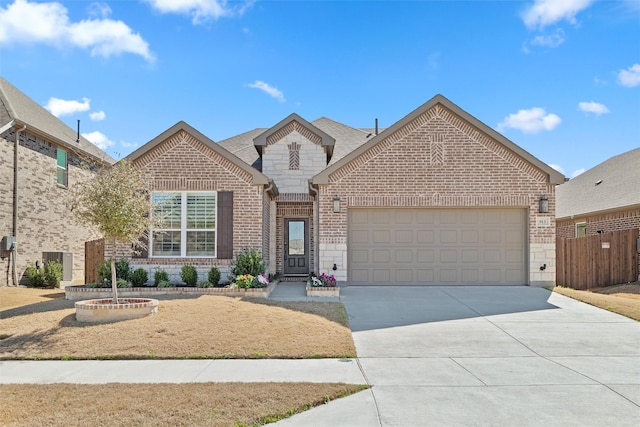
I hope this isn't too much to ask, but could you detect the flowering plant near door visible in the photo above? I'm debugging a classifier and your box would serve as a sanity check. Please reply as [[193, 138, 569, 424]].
[[310, 272, 337, 287]]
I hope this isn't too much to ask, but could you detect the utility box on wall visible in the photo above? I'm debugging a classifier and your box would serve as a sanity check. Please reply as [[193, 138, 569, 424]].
[[2, 236, 16, 251], [42, 252, 73, 281]]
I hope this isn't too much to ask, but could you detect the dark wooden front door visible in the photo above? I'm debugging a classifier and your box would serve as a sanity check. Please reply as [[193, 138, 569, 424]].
[[284, 218, 309, 275]]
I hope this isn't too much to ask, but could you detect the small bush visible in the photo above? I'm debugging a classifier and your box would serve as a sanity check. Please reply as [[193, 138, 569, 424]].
[[197, 280, 213, 288], [84, 283, 100, 288], [208, 266, 221, 287], [231, 248, 265, 277], [98, 258, 131, 284], [116, 278, 131, 288], [43, 260, 63, 288], [25, 265, 46, 287], [154, 269, 169, 286], [180, 264, 198, 287], [131, 268, 148, 287], [158, 280, 172, 288]]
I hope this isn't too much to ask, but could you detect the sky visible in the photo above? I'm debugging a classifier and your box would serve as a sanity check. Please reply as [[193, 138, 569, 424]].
[[0, 0, 638, 179]]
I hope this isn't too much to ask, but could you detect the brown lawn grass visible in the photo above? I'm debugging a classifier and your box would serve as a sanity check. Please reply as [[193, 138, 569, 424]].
[[0, 382, 369, 427], [553, 282, 640, 321], [0, 287, 356, 360]]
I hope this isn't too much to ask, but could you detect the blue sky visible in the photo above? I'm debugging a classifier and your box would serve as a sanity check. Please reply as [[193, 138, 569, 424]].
[[1, 0, 638, 178]]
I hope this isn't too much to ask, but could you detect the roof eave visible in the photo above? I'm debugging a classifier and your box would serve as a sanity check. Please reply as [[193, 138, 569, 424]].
[[556, 202, 640, 221]]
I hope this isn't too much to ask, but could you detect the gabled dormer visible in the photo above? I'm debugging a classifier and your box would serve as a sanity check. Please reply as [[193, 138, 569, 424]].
[[254, 113, 335, 193]]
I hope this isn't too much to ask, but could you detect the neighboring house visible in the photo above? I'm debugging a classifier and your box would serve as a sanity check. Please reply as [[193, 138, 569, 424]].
[[0, 78, 115, 286], [125, 95, 563, 286], [556, 147, 640, 277]]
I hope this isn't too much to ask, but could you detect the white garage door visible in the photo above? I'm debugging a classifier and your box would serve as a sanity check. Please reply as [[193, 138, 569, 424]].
[[348, 208, 527, 285]]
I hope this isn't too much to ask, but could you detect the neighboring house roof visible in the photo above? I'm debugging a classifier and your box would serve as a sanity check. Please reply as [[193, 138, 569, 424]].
[[126, 120, 271, 186], [0, 77, 115, 165], [556, 147, 640, 219], [312, 94, 565, 185]]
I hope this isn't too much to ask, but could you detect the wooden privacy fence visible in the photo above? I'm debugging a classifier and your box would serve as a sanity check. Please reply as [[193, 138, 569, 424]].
[[85, 238, 105, 284], [556, 229, 639, 290]]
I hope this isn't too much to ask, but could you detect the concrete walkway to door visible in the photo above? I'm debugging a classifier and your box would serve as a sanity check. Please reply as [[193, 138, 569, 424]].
[[274, 285, 640, 427]]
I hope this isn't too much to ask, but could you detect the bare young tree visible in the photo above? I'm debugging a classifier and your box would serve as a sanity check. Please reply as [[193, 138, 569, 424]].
[[71, 160, 155, 303]]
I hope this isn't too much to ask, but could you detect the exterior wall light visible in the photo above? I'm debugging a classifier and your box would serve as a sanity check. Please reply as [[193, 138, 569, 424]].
[[333, 197, 341, 213], [538, 196, 549, 213]]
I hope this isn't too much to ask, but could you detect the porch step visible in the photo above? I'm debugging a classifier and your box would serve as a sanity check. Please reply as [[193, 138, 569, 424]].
[[278, 276, 308, 283]]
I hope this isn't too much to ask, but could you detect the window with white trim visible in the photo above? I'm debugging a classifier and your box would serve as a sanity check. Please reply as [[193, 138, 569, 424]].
[[576, 222, 587, 238], [150, 192, 217, 257]]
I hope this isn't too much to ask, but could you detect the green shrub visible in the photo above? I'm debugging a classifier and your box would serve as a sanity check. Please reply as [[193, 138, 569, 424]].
[[208, 266, 221, 287], [231, 248, 265, 277], [98, 258, 131, 284], [197, 280, 213, 288], [25, 265, 46, 287], [43, 260, 63, 288], [131, 268, 148, 287], [85, 283, 100, 288], [180, 264, 198, 286], [158, 280, 172, 288], [116, 278, 131, 288], [154, 269, 169, 286]]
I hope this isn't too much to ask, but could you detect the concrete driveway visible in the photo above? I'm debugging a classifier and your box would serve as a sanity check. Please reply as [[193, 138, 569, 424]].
[[276, 286, 640, 427]]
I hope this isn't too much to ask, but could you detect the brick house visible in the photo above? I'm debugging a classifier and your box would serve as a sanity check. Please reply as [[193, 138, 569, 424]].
[[556, 147, 640, 275], [0, 77, 114, 286], [127, 95, 563, 286]]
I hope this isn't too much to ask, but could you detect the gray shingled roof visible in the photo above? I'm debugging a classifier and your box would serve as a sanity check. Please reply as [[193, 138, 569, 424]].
[[216, 117, 371, 170], [556, 147, 640, 219], [0, 77, 114, 164]]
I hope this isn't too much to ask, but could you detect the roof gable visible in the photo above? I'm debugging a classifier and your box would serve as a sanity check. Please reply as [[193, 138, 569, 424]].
[[253, 113, 335, 158], [0, 77, 114, 165], [312, 94, 564, 185], [556, 147, 640, 219], [126, 121, 270, 186]]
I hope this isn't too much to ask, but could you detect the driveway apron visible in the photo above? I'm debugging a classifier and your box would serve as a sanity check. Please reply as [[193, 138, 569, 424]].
[[277, 285, 640, 427]]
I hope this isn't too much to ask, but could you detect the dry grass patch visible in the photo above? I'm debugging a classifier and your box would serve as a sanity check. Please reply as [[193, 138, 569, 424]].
[[554, 282, 640, 321], [0, 382, 369, 427], [0, 290, 356, 360], [0, 287, 64, 310]]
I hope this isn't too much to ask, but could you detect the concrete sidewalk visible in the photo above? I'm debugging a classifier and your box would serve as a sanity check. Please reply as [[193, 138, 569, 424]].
[[2, 285, 639, 427]]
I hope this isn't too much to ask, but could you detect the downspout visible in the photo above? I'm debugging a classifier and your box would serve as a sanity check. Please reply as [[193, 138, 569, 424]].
[[308, 181, 320, 276], [13, 124, 26, 286]]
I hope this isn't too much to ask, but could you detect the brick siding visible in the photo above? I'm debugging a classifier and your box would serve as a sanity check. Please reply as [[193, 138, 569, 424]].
[[0, 129, 101, 285], [106, 130, 265, 276], [317, 104, 557, 285]]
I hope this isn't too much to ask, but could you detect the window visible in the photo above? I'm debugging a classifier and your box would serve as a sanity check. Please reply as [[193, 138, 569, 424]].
[[576, 222, 587, 238], [150, 192, 217, 257], [56, 149, 68, 186]]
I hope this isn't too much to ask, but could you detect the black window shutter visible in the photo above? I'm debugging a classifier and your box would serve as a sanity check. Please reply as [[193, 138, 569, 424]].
[[217, 191, 233, 259]]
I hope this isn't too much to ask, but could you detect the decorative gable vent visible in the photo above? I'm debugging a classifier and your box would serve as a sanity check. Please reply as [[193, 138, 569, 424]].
[[429, 132, 444, 165], [288, 142, 300, 170]]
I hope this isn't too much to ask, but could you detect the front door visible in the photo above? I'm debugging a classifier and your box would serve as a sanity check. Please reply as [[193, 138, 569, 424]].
[[284, 218, 309, 275]]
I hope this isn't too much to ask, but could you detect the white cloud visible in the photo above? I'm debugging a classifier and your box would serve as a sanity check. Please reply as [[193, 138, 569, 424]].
[[0, 0, 153, 61], [549, 164, 564, 174], [82, 131, 114, 150], [247, 80, 285, 103], [521, 0, 595, 29], [617, 63, 640, 87], [45, 97, 90, 117], [530, 30, 565, 48], [498, 107, 561, 133], [578, 101, 609, 115], [89, 110, 106, 121], [145, 0, 254, 24], [571, 168, 586, 178]]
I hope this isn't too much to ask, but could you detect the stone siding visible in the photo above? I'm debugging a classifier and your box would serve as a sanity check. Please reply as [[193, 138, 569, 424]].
[[262, 129, 327, 193], [317, 104, 557, 285], [0, 129, 101, 286]]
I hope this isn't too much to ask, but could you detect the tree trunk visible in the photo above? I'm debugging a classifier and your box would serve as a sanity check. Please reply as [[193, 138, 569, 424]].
[[110, 252, 118, 304]]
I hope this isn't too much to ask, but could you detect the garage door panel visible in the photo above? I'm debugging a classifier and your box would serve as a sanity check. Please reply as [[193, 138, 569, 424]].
[[349, 208, 526, 285], [395, 230, 413, 244]]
